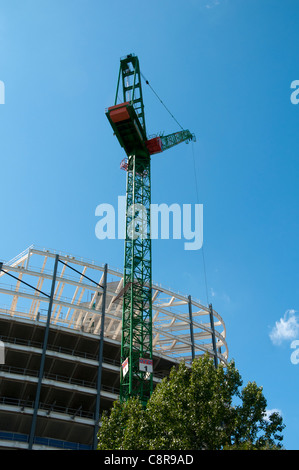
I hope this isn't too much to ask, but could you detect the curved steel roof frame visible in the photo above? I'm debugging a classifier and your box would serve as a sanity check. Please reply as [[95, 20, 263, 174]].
[[0, 246, 228, 365]]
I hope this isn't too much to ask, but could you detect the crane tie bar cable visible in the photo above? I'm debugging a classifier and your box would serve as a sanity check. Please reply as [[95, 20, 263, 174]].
[[141, 72, 184, 131]]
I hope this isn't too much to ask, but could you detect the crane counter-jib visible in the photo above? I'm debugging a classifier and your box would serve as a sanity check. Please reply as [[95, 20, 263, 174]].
[[106, 102, 196, 157], [106, 102, 149, 158]]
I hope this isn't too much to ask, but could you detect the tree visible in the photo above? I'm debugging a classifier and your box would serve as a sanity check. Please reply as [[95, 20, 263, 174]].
[[97, 355, 285, 450]]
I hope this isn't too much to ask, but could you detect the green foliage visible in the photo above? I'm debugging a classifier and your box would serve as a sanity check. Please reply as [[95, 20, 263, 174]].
[[97, 355, 285, 450]]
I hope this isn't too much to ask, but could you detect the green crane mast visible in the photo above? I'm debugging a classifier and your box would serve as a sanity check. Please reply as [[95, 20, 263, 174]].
[[106, 54, 195, 405]]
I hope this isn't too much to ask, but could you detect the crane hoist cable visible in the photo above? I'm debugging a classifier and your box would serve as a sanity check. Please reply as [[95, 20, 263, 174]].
[[141, 69, 210, 305], [191, 142, 210, 305]]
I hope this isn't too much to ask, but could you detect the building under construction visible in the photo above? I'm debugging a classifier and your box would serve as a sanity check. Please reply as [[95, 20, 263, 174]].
[[0, 245, 228, 450], [0, 54, 229, 450]]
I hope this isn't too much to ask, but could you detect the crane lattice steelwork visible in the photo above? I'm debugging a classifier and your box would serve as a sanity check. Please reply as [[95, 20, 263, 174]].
[[106, 54, 195, 404]]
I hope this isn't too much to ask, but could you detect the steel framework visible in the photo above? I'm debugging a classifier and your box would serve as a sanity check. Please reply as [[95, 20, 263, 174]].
[[122, 154, 153, 402], [0, 246, 228, 363], [0, 246, 229, 450]]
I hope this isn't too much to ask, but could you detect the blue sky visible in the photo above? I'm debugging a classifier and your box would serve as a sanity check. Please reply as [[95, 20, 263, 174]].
[[0, 0, 298, 449]]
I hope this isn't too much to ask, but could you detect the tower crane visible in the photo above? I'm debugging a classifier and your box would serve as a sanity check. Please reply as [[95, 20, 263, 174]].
[[106, 54, 196, 405]]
